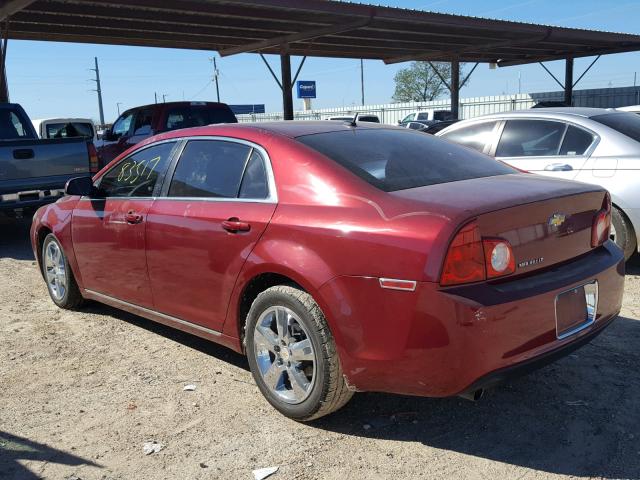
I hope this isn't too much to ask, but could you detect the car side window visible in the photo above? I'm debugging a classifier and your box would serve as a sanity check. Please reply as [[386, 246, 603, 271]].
[[132, 108, 153, 136], [559, 125, 595, 156], [440, 121, 497, 153], [496, 120, 566, 157], [168, 140, 253, 198], [112, 112, 134, 138], [98, 142, 176, 198], [416, 112, 430, 121], [401, 113, 415, 123], [239, 150, 269, 199]]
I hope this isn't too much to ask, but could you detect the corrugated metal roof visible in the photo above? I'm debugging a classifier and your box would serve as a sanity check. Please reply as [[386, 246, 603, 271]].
[[3, 0, 640, 65]]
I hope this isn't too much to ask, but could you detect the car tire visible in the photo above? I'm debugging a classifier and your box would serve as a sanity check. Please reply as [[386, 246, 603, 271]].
[[245, 285, 353, 421], [611, 207, 637, 261], [42, 234, 84, 309]]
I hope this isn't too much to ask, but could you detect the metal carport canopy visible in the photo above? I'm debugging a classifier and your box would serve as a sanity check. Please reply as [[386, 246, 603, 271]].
[[4, 0, 640, 118]]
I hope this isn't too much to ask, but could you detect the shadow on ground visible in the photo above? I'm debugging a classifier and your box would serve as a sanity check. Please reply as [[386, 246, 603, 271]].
[[313, 315, 640, 479], [0, 217, 34, 261], [0, 431, 100, 480]]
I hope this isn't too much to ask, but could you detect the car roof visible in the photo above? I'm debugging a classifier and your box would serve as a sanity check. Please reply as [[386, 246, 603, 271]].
[[466, 107, 618, 121], [224, 120, 395, 138]]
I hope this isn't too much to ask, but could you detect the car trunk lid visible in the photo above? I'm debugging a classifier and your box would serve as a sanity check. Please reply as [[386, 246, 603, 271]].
[[391, 173, 607, 278]]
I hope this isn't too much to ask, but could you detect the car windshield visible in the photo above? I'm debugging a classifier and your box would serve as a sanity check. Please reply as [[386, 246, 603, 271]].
[[297, 128, 515, 192], [591, 112, 640, 143]]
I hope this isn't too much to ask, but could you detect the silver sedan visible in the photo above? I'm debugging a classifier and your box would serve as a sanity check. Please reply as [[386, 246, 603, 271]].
[[437, 107, 640, 260]]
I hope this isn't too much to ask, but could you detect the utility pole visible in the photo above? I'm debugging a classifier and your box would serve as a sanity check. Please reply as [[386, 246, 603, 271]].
[[518, 71, 522, 94], [89, 57, 105, 125], [116, 102, 122, 115], [154, 92, 158, 103], [162, 94, 168, 103], [210, 57, 221, 102], [360, 59, 365, 106]]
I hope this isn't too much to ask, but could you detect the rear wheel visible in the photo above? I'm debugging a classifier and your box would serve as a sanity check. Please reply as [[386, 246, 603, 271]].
[[245, 285, 353, 421], [610, 207, 636, 261], [42, 234, 84, 309]]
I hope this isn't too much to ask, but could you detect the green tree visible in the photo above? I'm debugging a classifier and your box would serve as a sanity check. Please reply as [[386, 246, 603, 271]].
[[392, 61, 463, 103]]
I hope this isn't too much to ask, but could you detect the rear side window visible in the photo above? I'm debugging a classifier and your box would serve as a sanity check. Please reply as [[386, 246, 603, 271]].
[[164, 106, 237, 131], [496, 120, 565, 157], [297, 128, 514, 192], [559, 126, 594, 156], [169, 140, 257, 198], [440, 121, 496, 153], [0, 110, 31, 139], [591, 112, 640, 143], [99, 142, 175, 197], [133, 108, 153, 136]]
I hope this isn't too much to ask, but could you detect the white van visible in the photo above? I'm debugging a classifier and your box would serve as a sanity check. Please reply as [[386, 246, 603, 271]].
[[32, 118, 96, 141]]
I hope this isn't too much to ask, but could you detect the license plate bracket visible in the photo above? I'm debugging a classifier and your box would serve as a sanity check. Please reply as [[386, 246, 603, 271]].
[[555, 281, 598, 340]]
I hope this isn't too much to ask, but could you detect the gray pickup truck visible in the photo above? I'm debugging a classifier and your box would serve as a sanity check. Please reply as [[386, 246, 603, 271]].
[[0, 103, 98, 217]]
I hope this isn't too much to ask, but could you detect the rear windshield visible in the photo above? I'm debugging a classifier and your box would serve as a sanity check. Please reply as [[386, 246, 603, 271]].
[[164, 106, 237, 131], [297, 128, 515, 192], [591, 112, 640, 143], [46, 122, 94, 139]]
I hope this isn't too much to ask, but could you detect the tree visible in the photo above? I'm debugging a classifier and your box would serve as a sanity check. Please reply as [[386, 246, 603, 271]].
[[392, 61, 463, 103]]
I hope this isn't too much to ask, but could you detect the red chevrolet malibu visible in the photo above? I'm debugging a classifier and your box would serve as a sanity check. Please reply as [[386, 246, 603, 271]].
[[31, 121, 624, 420]]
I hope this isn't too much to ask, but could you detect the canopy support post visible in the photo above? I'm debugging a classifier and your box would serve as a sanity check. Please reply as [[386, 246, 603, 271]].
[[565, 57, 574, 106], [451, 60, 460, 119], [281, 52, 293, 120]]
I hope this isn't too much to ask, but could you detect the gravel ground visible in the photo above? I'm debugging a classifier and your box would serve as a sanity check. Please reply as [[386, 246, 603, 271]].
[[1, 216, 640, 480]]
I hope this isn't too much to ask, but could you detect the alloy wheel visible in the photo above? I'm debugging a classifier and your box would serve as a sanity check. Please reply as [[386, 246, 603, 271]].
[[44, 241, 67, 301], [253, 306, 316, 404]]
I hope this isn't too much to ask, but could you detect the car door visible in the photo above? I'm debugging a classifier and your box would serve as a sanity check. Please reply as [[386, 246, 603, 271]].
[[145, 138, 277, 332], [71, 141, 177, 307], [493, 119, 596, 180]]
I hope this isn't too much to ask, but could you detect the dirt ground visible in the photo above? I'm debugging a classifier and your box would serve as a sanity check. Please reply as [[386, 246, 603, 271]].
[[1, 216, 639, 480]]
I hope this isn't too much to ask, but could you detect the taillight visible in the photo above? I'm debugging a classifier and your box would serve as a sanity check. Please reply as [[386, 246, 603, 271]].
[[441, 221, 515, 286], [591, 192, 611, 247], [440, 222, 485, 286], [88, 142, 99, 174], [483, 239, 516, 278]]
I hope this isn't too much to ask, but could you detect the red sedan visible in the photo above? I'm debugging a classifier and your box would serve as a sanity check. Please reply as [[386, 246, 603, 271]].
[[31, 121, 624, 420]]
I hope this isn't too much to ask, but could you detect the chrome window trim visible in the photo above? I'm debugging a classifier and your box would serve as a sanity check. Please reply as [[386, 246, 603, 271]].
[[84, 289, 222, 337], [161, 135, 278, 204]]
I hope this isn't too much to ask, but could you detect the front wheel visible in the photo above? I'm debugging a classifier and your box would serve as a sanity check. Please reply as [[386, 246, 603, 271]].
[[42, 234, 84, 309], [245, 285, 353, 421]]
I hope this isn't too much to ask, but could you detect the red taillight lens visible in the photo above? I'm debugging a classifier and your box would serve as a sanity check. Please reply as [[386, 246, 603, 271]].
[[483, 239, 516, 278], [441, 222, 516, 286], [88, 142, 99, 174], [440, 222, 485, 286], [591, 192, 611, 248]]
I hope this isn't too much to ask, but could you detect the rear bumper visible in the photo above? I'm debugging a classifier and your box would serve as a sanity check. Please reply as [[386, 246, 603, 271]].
[[317, 242, 625, 397]]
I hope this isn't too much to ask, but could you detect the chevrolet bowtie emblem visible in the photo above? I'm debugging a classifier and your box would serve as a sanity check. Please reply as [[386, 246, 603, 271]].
[[549, 213, 567, 229]]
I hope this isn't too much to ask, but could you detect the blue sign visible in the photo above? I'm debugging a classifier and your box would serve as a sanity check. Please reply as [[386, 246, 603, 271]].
[[296, 81, 316, 99]]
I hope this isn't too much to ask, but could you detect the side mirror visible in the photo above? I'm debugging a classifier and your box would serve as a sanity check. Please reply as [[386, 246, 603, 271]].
[[65, 176, 96, 197], [102, 130, 117, 141]]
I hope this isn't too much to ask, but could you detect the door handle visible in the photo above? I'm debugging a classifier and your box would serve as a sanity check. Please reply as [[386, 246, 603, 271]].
[[13, 148, 34, 160], [125, 211, 143, 224], [222, 218, 251, 233], [544, 163, 573, 171]]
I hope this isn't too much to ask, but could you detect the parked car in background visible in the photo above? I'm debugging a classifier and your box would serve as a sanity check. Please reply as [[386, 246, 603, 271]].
[[531, 101, 570, 109], [32, 121, 623, 421], [33, 118, 96, 141], [326, 114, 380, 123], [96, 101, 237, 168], [398, 109, 453, 128], [418, 119, 459, 134], [0, 104, 98, 218], [617, 105, 640, 115], [437, 108, 640, 260]]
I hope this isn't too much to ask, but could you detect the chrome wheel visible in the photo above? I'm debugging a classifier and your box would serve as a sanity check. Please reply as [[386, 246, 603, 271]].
[[253, 306, 316, 404], [44, 240, 66, 301]]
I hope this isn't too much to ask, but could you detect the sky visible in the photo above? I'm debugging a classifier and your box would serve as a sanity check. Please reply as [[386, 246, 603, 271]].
[[6, 0, 640, 123]]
